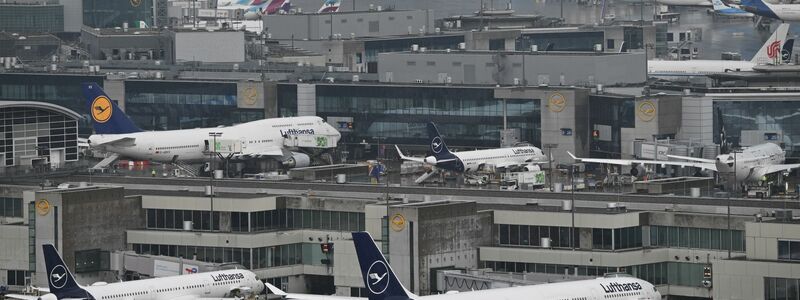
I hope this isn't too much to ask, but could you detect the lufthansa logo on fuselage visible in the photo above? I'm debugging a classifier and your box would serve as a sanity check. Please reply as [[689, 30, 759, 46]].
[[512, 148, 537, 155], [431, 137, 444, 153], [280, 128, 315, 136], [366, 261, 389, 295], [49, 265, 68, 289], [211, 272, 245, 282], [600, 282, 643, 294], [91, 96, 113, 123]]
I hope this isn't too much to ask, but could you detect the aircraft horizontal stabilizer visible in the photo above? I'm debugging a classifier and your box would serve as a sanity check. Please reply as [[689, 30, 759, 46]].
[[264, 283, 287, 296], [90, 137, 136, 147], [395, 145, 426, 163]]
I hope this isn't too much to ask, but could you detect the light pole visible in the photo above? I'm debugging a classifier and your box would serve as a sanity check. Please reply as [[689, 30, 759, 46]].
[[208, 132, 223, 231], [571, 163, 576, 251], [544, 144, 558, 191]]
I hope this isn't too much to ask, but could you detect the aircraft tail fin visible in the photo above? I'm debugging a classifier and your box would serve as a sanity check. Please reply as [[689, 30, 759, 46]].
[[783, 38, 795, 64], [712, 0, 728, 10], [81, 82, 142, 135], [751, 23, 790, 64], [426, 122, 456, 160], [352, 232, 414, 300], [318, 0, 341, 13], [42, 244, 90, 299]]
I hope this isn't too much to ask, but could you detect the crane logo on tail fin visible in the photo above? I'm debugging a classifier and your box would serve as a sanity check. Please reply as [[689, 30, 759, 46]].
[[366, 261, 390, 294], [431, 137, 444, 153], [49, 265, 68, 289], [767, 40, 781, 59], [91, 96, 113, 123]]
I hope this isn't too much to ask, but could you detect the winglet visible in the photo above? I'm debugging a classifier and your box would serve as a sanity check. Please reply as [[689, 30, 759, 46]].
[[264, 282, 287, 297], [395, 145, 408, 160], [566, 151, 578, 161]]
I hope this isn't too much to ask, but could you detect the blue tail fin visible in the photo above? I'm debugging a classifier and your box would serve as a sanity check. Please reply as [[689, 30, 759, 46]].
[[81, 82, 142, 134], [42, 244, 91, 299], [783, 39, 795, 63], [427, 122, 456, 159], [351, 232, 413, 300]]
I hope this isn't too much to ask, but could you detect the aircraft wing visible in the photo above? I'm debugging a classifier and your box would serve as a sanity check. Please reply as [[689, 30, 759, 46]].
[[90, 137, 135, 147], [5, 294, 42, 300], [266, 282, 362, 300], [395, 145, 426, 163], [666, 154, 716, 164], [760, 163, 800, 176], [232, 146, 284, 159], [567, 151, 718, 171]]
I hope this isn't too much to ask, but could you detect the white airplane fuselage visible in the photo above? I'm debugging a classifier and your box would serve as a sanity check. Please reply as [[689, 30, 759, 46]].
[[436, 146, 547, 173], [657, 0, 712, 6], [648, 60, 755, 76], [420, 277, 660, 300], [89, 116, 340, 163], [79, 270, 263, 300], [716, 143, 785, 182]]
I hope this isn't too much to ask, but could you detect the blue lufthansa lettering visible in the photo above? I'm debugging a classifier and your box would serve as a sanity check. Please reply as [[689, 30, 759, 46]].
[[211, 273, 245, 282], [280, 128, 316, 136], [600, 282, 642, 293]]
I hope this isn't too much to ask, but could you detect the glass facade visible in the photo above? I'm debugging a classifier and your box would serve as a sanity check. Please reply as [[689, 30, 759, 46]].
[[132, 244, 251, 268], [146, 209, 221, 231], [6, 270, 31, 286], [516, 31, 605, 52], [0, 74, 104, 136], [74, 249, 110, 273], [778, 240, 800, 261], [589, 94, 635, 158], [0, 197, 23, 218], [83, 0, 154, 28], [0, 5, 63, 33], [650, 225, 745, 252], [496, 224, 579, 249], [277, 84, 298, 117], [253, 243, 330, 268], [714, 101, 800, 158], [765, 277, 800, 300], [0, 107, 79, 167], [314, 85, 541, 149], [125, 81, 262, 130], [592, 227, 643, 250], [481, 261, 619, 277]]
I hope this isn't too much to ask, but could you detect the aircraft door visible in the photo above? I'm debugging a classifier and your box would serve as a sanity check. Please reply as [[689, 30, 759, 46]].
[[146, 144, 155, 160], [240, 137, 247, 151]]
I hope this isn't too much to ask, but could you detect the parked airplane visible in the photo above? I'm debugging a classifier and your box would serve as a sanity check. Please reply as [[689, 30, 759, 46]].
[[711, 0, 754, 16], [740, 0, 800, 21], [82, 82, 340, 168], [218, 0, 291, 20], [6, 244, 264, 300], [351, 231, 661, 300], [318, 0, 342, 13], [395, 123, 548, 184], [568, 109, 800, 184], [656, 0, 711, 6], [648, 23, 790, 76]]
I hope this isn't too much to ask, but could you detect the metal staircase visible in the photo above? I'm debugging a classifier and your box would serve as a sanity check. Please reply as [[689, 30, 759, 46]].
[[91, 153, 120, 171], [172, 160, 199, 177]]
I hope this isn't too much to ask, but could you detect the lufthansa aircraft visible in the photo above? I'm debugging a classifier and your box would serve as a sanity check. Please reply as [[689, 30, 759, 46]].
[[351, 231, 662, 300], [83, 83, 341, 168], [6, 244, 265, 300], [395, 123, 548, 184]]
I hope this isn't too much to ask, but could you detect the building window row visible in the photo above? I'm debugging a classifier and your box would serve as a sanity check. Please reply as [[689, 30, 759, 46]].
[[778, 240, 800, 261], [593, 227, 642, 251], [0, 197, 23, 217], [247, 208, 364, 233], [131, 244, 251, 269], [252, 243, 331, 269], [765, 277, 800, 300], [480, 260, 618, 277], [650, 225, 744, 252], [497, 224, 580, 249], [146, 209, 220, 231]]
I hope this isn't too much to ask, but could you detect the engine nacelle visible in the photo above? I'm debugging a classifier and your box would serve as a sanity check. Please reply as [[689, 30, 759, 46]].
[[38, 294, 58, 300], [424, 156, 438, 165], [282, 152, 311, 168], [523, 164, 541, 172], [630, 164, 646, 177]]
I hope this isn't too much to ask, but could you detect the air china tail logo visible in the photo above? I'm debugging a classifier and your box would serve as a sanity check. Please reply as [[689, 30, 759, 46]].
[[600, 282, 643, 293], [280, 128, 315, 136], [211, 273, 245, 282], [49, 265, 68, 289], [366, 261, 390, 295], [767, 40, 782, 59]]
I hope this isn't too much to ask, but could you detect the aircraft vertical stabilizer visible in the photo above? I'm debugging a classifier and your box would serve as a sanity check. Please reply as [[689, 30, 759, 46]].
[[81, 82, 142, 135], [42, 244, 91, 299], [751, 23, 790, 64], [352, 232, 415, 300]]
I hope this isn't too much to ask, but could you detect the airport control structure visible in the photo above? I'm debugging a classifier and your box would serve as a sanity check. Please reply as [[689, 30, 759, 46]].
[[2, 0, 800, 300]]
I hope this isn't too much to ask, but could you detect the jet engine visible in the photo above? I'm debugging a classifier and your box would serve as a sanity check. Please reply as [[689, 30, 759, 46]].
[[424, 156, 438, 165], [523, 164, 541, 172], [38, 294, 57, 300], [629, 164, 646, 177], [282, 152, 311, 168]]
